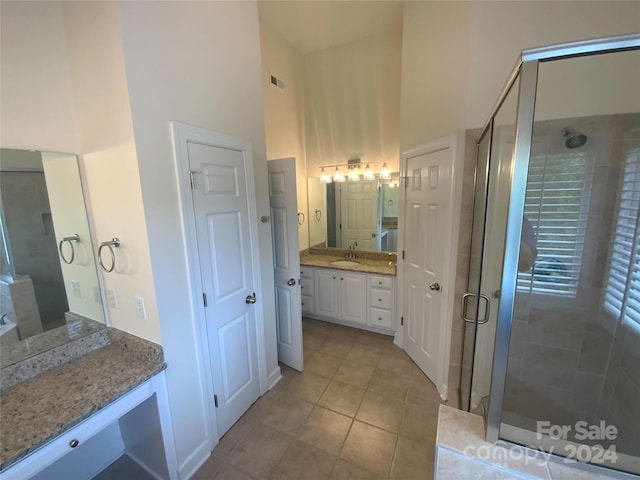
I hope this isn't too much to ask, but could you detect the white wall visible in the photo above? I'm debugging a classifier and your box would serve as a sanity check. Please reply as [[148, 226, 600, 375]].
[[400, 0, 640, 149], [63, 1, 160, 344], [0, 1, 79, 153], [117, 2, 277, 476], [305, 30, 402, 174], [42, 152, 105, 323], [259, 21, 309, 250]]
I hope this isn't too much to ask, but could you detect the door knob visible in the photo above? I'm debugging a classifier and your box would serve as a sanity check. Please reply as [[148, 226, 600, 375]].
[[287, 278, 296, 286], [245, 293, 257, 304], [429, 283, 441, 291]]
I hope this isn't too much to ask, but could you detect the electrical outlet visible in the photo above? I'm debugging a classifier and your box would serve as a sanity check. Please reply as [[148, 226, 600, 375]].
[[71, 280, 81, 298], [107, 289, 118, 308], [135, 297, 147, 320]]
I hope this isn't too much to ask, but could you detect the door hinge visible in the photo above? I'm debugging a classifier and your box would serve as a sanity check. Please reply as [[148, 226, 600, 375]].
[[401, 316, 404, 326], [188, 169, 202, 189], [203, 293, 208, 307], [214, 394, 218, 408], [404, 177, 409, 188], [402, 250, 405, 260]]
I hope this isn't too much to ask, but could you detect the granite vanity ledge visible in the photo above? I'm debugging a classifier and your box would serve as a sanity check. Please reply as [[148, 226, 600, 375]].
[[301, 247, 397, 276], [0, 316, 105, 372], [0, 328, 165, 471]]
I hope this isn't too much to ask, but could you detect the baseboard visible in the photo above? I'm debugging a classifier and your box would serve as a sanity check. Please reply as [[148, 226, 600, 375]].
[[179, 441, 213, 480], [268, 366, 282, 389]]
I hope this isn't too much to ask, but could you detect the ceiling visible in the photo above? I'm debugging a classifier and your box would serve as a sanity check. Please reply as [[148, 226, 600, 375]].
[[257, 1, 404, 55]]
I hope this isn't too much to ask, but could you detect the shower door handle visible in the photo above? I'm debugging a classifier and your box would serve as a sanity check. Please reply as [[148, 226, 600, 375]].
[[461, 293, 491, 325]]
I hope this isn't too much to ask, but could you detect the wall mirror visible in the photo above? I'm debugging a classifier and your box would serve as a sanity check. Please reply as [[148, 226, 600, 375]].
[[0, 148, 106, 368], [307, 172, 400, 253]]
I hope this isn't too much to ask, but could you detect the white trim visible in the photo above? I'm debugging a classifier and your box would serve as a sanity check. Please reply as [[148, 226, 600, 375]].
[[169, 122, 269, 475], [268, 366, 283, 390], [398, 132, 464, 400]]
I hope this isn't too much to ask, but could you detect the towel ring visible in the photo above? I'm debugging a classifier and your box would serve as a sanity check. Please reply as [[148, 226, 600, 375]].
[[58, 234, 80, 264], [314, 209, 322, 222], [98, 238, 120, 273], [298, 212, 305, 226]]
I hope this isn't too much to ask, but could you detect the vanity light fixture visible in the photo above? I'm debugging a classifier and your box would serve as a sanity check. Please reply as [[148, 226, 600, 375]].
[[380, 162, 391, 180], [348, 169, 360, 182], [320, 167, 332, 183], [333, 167, 345, 183], [363, 164, 374, 180]]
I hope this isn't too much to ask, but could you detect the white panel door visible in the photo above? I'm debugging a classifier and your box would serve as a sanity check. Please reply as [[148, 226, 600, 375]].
[[403, 148, 452, 384], [268, 157, 303, 372], [341, 180, 378, 250], [188, 141, 260, 436]]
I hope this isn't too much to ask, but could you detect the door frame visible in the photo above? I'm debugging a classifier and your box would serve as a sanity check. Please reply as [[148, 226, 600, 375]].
[[397, 132, 465, 400], [170, 122, 269, 446]]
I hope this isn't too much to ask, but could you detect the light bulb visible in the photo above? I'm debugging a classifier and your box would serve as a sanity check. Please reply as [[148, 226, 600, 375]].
[[333, 167, 345, 182], [363, 164, 374, 180], [348, 170, 360, 182], [320, 168, 332, 183], [380, 162, 390, 180]]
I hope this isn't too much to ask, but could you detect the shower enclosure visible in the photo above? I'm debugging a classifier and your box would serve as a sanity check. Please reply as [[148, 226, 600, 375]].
[[461, 34, 640, 477]]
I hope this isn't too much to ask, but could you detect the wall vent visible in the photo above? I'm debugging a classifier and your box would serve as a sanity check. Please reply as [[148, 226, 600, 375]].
[[269, 73, 285, 90]]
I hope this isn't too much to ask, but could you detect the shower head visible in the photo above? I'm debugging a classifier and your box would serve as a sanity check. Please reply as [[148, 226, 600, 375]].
[[561, 127, 587, 149]]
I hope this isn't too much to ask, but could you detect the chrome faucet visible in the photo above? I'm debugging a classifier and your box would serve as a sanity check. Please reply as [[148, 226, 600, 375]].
[[1, 313, 7, 326], [345, 242, 358, 260]]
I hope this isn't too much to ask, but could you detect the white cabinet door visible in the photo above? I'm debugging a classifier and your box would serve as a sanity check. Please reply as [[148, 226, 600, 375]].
[[314, 268, 339, 318], [339, 271, 367, 325]]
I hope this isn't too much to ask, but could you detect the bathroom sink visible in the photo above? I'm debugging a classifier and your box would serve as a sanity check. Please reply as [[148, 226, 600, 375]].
[[330, 260, 360, 267]]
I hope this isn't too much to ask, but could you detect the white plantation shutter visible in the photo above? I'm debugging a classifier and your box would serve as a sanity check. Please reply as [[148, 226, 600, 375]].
[[517, 153, 592, 297], [604, 148, 640, 328]]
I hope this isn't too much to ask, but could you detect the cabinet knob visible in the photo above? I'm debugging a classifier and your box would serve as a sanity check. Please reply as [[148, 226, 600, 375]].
[[378, 281, 382, 285], [378, 298, 382, 302], [378, 317, 382, 321], [69, 439, 79, 448]]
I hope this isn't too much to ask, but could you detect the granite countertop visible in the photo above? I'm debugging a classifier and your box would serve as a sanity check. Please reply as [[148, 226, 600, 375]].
[[0, 328, 165, 471], [300, 248, 397, 276]]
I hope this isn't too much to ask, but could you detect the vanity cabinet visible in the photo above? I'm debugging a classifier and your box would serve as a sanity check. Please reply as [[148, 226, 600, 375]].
[[300, 267, 315, 315], [314, 268, 340, 318], [303, 265, 395, 333], [1, 372, 177, 480]]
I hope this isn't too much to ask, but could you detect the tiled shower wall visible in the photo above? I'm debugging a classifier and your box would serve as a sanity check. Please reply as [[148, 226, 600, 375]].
[[503, 113, 640, 457], [0, 171, 68, 330]]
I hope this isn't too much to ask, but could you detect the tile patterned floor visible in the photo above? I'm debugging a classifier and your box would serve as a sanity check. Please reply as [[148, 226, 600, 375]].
[[193, 318, 443, 480]]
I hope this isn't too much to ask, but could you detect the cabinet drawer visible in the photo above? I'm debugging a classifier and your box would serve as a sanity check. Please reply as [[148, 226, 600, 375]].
[[369, 307, 392, 329], [370, 275, 392, 290], [300, 267, 313, 279], [300, 277, 313, 294], [370, 288, 392, 309]]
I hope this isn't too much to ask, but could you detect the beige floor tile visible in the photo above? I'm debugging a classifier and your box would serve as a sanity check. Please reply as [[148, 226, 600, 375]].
[[367, 368, 410, 401], [390, 435, 435, 480], [304, 330, 326, 350], [356, 390, 404, 433], [354, 331, 396, 350], [329, 325, 362, 341], [297, 406, 353, 455], [399, 403, 439, 443], [283, 370, 331, 403], [212, 407, 261, 460], [269, 439, 337, 480], [344, 344, 383, 368], [340, 421, 397, 478], [377, 352, 421, 377], [306, 350, 344, 378], [319, 380, 366, 417], [260, 392, 315, 435], [212, 463, 254, 480], [330, 459, 384, 480], [318, 338, 354, 358], [406, 375, 443, 407], [334, 361, 375, 389], [227, 424, 292, 478], [303, 319, 334, 336]]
